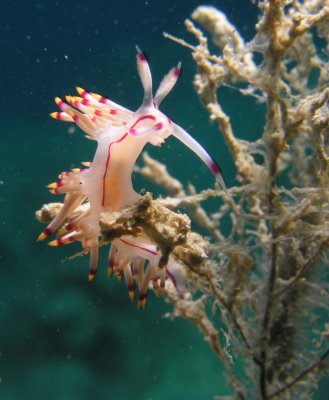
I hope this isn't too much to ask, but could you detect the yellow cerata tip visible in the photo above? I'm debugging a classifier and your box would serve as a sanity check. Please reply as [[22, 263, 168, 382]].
[[88, 273, 95, 282], [76, 86, 85, 96], [137, 298, 147, 309], [48, 240, 58, 247], [37, 232, 47, 242], [57, 227, 68, 237], [128, 290, 135, 302], [90, 92, 101, 100]]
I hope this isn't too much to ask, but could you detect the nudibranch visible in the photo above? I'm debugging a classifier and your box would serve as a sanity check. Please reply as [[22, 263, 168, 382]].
[[38, 47, 226, 307]]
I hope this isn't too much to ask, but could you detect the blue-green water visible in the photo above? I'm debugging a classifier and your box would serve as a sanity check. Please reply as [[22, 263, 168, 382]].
[[1, 1, 327, 399]]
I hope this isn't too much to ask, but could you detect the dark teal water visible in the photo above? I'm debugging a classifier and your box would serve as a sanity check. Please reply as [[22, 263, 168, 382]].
[[2, 1, 326, 399]]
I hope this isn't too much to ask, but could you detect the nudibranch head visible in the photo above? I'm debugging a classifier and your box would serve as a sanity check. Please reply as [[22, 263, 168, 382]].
[[133, 46, 226, 191]]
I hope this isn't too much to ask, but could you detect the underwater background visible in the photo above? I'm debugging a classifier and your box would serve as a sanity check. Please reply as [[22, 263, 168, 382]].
[[0, 1, 327, 399]]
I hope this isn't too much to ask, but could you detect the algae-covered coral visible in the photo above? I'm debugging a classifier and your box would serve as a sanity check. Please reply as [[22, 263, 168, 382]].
[[163, 1, 329, 398], [37, 1, 329, 399]]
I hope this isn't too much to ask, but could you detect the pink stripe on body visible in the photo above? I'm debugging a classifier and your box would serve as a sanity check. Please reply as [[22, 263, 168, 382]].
[[101, 133, 128, 207], [129, 115, 155, 136], [119, 238, 158, 256]]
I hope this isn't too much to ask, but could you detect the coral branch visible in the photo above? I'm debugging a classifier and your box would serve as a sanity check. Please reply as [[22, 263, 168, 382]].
[[267, 347, 329, 399], [164, 1, 329, 398]]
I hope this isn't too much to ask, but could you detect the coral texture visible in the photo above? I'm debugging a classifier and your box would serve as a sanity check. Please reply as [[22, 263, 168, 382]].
[[162, 1, 329, 398]]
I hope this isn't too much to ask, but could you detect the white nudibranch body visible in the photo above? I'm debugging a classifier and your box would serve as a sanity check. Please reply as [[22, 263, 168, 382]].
[[38, 47, 226, 307]]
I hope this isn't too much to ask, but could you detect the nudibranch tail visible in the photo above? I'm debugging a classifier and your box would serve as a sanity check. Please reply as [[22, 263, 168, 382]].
[[172, 123, 227, 191]]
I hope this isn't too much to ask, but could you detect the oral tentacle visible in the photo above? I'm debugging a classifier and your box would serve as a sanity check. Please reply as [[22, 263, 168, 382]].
[[172, 123, 227, 191]]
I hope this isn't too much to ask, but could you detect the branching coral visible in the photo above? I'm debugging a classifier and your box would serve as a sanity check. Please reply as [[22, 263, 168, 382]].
[[37, 1, 329, 398], [161, 1, 329, 399]]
